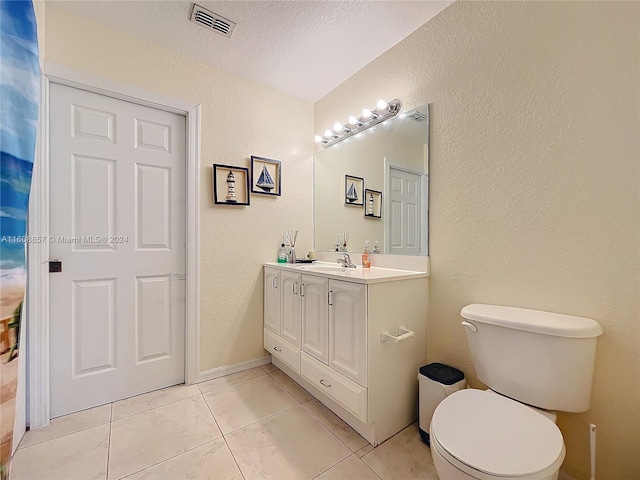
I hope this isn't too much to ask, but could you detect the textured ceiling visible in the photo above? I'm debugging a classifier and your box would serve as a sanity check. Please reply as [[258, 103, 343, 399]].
[[48, 0, 453, 102]]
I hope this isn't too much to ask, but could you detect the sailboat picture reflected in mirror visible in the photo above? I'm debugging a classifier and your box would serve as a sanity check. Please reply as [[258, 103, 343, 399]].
[[251, 156, 281, 196], [344, 175, 364, 206]]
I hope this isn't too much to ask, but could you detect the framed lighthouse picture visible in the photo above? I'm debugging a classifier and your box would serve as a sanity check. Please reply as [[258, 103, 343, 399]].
[[213, 164, 250, 205], [251, 156, 281, 196]]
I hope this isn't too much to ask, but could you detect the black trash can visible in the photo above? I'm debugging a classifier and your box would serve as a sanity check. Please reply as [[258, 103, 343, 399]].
[[418, 362, 465, 445]]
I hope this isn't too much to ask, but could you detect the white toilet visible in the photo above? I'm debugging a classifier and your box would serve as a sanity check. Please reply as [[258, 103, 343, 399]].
[[430, 304, 603, 480]]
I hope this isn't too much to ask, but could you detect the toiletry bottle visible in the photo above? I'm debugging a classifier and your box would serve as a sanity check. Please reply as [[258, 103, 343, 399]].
[[362, 241, 371, 268], [372, 241, 380, 254], [277, 244, 288, 263]]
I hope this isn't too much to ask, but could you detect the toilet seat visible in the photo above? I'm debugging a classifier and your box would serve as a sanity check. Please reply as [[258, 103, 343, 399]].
[[431, 389, 565, 479]]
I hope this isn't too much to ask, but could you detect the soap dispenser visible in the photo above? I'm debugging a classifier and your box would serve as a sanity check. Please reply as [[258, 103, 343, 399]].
[[362, 241, 371, 268], [277, 243, 288, 263]]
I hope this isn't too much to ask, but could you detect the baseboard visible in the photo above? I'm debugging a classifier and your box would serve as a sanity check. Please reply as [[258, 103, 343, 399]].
[[193, 354, 272, 384]]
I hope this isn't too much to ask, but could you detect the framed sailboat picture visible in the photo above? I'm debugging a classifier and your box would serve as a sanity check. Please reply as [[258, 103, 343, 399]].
[[344, 175, 364, 206], [251, 156, 281, 196]]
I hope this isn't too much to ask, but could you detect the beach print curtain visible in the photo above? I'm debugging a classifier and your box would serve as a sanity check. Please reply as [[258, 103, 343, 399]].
[[0, 0, 39, 477]]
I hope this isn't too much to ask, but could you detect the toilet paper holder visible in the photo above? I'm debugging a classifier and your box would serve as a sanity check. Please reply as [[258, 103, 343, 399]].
[[381, 326, 415, 343]]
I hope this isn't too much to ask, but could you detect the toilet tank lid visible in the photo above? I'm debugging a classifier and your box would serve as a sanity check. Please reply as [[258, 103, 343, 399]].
[[461, 304, 603, 338]]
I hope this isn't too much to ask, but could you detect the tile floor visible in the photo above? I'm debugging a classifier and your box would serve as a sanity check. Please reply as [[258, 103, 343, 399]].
[[11, 363, 439, 480]]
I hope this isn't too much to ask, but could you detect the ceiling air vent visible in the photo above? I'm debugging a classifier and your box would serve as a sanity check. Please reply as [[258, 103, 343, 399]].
[[190, 4, 237, 39], [407, 111, 427, 122]]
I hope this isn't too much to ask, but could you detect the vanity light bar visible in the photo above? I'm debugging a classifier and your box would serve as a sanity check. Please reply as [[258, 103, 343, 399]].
[[315, 99, 402, 148]]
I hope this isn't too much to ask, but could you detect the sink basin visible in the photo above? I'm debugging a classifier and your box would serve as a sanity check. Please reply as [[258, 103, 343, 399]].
[[305, 266, 350, 273], [297, 263, 351, 272]]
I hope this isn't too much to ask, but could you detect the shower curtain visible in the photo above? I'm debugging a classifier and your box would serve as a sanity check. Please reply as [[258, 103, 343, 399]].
[[0, 0, 39, 477]]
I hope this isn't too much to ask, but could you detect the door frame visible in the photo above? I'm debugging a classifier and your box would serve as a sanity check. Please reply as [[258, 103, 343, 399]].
[[383, 158, 429, 255], [27, 62, 201, 429]]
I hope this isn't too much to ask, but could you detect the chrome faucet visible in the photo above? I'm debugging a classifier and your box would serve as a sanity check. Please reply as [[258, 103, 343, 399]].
[[336, 253, 356, 268]]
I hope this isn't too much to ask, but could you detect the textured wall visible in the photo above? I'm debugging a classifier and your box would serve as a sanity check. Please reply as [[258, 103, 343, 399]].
[[43, 6, 314, 372], [315, 2, 639, 478], [33, 0, 45, 67]]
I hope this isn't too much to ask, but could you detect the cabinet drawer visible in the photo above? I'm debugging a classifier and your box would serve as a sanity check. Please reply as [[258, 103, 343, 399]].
[[264, 328, 300, 374], [301, 352, 367, 422]]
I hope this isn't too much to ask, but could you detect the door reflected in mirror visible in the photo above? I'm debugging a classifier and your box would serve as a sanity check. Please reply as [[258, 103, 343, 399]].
[[314, 103, 429, 255]]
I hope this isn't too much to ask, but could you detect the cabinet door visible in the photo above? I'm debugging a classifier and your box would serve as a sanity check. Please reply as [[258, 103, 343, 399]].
[[281, 270, 302, 347], [264, 267, 281, 334], [329, 280, 367, 386], [301, 275, 329, 363]]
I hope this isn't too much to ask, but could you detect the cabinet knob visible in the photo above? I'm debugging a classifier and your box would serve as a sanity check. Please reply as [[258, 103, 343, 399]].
[[273, 346, 282, 352], [319, 379, 332, 388], [272, 277, 278, 288]]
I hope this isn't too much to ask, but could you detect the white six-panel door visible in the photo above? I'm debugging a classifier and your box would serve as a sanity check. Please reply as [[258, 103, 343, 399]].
[[49, 83, 186, 417], [389, 167, 422, 255]]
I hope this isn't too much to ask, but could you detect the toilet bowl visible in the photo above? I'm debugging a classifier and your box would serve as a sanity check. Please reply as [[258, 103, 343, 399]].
[[430, 389, 565, 480]]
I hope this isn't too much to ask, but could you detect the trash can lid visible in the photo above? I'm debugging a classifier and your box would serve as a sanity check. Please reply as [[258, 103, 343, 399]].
[[420, 363, 464, 385]]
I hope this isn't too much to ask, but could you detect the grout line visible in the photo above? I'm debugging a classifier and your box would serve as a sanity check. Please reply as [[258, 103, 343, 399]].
[[197, 369, 268, 395], [355, 444, 375, 458], [311, 453, 352, 479], [222, 435, 246, 479], [114, 394, 225, 479], [300, 400, 366, 453], [17, 418, 113, 450], [117, 439, 222, 479], [201, 374, 301, 435], [268, 371, 314, 403], [358, 454, 384, 480], [312, 453, 382, 480], [198, 372, 271, 396], [200, 389, 246, 478], [220, 403, 302, 437], [111, 391, 203, 422], [201, 389, 224, 438]]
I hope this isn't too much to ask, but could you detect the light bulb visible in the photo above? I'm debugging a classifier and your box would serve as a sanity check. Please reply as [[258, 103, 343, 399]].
[[348, 116, 359, 125], [333, 122, 343, 132], [314, 135, 323, 143], [362, 108, 372, 119], [324, 130, 333, 137], [376, 99, 388, 110]]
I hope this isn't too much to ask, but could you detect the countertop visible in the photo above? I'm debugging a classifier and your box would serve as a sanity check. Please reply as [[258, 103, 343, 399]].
[[264, 261, 428, 284]]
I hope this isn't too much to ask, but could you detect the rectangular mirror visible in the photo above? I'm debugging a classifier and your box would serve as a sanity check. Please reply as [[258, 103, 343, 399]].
[[314, 103, 429, 255]]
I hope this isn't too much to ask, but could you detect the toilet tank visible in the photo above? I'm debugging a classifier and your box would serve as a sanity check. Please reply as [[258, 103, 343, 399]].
[[461, 304, 603, 412]]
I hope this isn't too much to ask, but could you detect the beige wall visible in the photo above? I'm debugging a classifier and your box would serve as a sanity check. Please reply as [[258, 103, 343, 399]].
[[43, 6, 314, 372], [315, 1, 639, 478], [33, 1, 45, 67]]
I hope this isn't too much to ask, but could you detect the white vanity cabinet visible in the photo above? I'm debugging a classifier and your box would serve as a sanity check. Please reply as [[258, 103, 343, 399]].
[[264, 267, 280, 334], [328, 280, 366, 386], [263, 263, 428, 446], [264, 267, 329, 373], [301, 275, 329, 363], [281, 270, 302, 346]]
